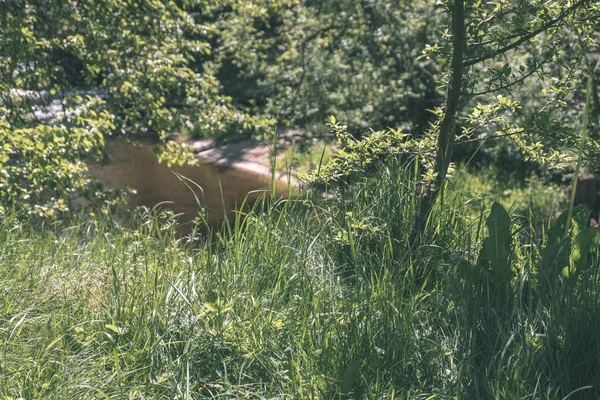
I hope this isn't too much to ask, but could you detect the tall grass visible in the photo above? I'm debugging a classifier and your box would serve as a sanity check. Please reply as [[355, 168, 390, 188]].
[[0, 160, 599, 399]]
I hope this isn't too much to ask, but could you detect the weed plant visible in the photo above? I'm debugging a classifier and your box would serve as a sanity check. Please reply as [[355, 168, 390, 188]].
[[0, 161, 599, 399]]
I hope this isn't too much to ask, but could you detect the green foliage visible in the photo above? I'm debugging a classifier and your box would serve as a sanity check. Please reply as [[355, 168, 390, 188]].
[[2, 0, 274, 139], [3, 161, 600, 398], [450, 0, 600, 171], [278, 141, 333, 177], [3, 2, 600, 397], [0, 98, 129, 218], [477, 202, 513, 282], [539, 205, 593, 290], [303, 0, 598, 239], [299, 117, 414, 184], [451, 166, 568, 231], [3, 0, 599, 220], [209, 0, 444, 134], [0, 0, 276, 219]]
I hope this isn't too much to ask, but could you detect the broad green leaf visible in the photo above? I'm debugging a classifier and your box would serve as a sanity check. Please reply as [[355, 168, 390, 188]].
[[572, 227, 600, 280], [540, 205, 588, 276], [340, 359, 360, 395], [478, 202, 512, 281]]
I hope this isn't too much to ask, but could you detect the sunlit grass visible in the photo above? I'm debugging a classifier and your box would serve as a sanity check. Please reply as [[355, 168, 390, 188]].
[[0, 161, 598, 399]]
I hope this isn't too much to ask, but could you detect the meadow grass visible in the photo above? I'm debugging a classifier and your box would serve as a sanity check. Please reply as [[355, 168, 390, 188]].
[[1, 161, 599, 399]]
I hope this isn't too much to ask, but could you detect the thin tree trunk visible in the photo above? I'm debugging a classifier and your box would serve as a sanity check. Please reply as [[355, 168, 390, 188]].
[[592, 59, 600, 133], [412, 0, 466, 245]]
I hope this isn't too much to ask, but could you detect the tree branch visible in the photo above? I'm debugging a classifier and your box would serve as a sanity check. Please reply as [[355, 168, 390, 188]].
[[463, 0, 588, 67], [464, 45, 555, 96]]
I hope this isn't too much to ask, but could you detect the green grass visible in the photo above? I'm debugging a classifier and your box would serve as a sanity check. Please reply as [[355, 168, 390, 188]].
[[277, 141, 334, 177], [450, 166, 568, 229], [1, 161, 599, 399]]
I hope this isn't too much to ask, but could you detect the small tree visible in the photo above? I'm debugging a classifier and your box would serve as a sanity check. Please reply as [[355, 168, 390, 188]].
[[414, 0, 600, 241], [300, 0, 599, 243]]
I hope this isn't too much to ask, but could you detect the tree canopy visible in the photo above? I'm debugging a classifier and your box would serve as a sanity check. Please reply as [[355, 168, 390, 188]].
[[1, 0, 600, 220]]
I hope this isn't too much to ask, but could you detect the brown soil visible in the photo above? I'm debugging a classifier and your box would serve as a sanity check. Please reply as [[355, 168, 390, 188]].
[[181, 130, 306, 186]]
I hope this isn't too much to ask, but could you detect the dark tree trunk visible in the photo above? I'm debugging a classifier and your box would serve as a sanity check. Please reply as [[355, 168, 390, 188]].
[[412, 0, 466, 245]]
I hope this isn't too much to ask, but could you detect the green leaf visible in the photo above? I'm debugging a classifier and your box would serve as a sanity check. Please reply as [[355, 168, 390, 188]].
[[340, 359, 360, 395], [539, 206, 589, 292], [572, 225, 600, 280], [478, 202, 512, 278], [105, 324, 121, 335], [540, 210, 571, 274]]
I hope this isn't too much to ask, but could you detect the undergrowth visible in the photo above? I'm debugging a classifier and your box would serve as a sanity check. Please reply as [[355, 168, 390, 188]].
[[0, 161, 598, 399]]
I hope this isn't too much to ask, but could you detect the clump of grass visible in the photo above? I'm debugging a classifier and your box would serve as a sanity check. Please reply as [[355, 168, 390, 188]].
[[450, 166, 568, 231], [1, 160, 599, 399], [278, 141, 333, 177]]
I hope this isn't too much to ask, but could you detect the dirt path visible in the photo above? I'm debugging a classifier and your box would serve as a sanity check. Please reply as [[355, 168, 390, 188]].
[[184, 130, 305, 187]]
